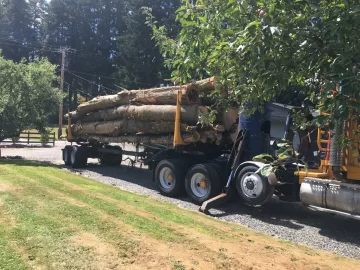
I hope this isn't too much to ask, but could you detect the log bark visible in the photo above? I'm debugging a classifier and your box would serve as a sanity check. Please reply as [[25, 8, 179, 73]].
[[68, 77, 215, 118], [85, 133, 200, 145], [72, 120, 199, 136], [78, 105, 207, 125], [84, 129, 220, 145]]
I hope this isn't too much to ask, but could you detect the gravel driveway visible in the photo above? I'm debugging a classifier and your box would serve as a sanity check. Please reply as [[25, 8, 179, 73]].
[[2, 142, 360, 260]]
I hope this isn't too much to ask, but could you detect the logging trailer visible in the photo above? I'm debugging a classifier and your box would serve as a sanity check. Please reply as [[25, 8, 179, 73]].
[[62, 83, 360, 219]]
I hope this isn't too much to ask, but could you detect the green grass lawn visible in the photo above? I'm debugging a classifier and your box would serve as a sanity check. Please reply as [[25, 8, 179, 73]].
[[0, 160, 359, 270]]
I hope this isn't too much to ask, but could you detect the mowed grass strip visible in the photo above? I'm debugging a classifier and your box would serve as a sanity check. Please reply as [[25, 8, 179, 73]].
[[0, 201, 28, 270], [0, 172, 139, 269], [0, 166, 221, 270], [3, 165, 184, 243], [14, 161, 237, 238], [1, 160, 360, 270]]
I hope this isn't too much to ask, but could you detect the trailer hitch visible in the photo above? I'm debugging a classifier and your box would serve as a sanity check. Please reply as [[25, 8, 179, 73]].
[[199, 129, 248, 214], [199, 192, 228, 214]]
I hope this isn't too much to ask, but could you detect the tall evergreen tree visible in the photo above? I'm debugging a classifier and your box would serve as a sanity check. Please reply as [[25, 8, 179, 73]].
[[44, 0, 127, 98], [115, 0, 180, 89], [0, 0, 36, 61]]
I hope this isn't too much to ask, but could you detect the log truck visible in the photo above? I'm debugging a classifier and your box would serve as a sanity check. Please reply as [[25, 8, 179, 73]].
[[62, 83, 360, 219]]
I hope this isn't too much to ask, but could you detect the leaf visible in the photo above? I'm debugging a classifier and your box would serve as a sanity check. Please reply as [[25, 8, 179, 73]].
[[253, 154, 275, 163], [256, 164, 276, 177], [269, 2, 276, 17], [270, 26, 280, 35], [245, 21, 261, 31]]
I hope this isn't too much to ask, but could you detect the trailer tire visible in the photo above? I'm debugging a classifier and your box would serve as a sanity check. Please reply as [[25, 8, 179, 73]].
[[63, 146, 72, 166], [99, 146, 122, 166], [100, 154, 122, 166], [185, 163, 222, 205], [235, 165, 274, 206], [70, 145, 88, 168], [155, 159, 187, 197]]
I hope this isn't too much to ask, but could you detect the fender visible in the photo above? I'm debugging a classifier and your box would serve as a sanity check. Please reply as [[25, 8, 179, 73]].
[[232, 161, 278, 186]]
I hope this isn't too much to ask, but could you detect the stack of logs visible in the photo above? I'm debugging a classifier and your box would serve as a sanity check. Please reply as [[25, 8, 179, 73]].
[[65, 77, 239, 145]]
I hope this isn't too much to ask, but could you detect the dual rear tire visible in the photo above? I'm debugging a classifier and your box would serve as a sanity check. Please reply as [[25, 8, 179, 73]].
[[155, 160, 224, 205], [185, 163, 223, 205], [63, 145, 88, 168]]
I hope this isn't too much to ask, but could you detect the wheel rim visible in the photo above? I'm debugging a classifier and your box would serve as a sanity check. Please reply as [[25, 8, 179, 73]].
[[159, 167, 175, 190], [190, 173, 210, 198], [70, 148, 76, 165], [64, 149, 69, 163], [240, 172, 264, 198]]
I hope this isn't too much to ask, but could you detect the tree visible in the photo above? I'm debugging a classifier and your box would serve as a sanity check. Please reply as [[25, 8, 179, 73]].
[[115, 0, 180, 89], [44, 0, 127, 98], [0, 0, 36, 62], [145, 0, 360, 128], [0, 53, 62, 141]]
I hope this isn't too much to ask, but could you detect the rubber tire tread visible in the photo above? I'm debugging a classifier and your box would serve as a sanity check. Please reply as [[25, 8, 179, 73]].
[[100, 154, 122, 166], [155, 159, 188, 197], [235, 165, 274, 206], [185, 163, 222, 205], [63, 146, 72, 166], [71, 146, 88, 169]]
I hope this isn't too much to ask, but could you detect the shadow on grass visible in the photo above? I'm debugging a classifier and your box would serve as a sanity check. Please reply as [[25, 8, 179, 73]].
[[1, 144, 54, 149], [0, 159, 53, 167]]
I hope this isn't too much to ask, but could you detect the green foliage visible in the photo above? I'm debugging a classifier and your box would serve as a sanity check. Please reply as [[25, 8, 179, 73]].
[[115, 0, 180, 89], [40, 130, 50, 146], [253, 139, 307, 177], [0, 0, 38, 62], [0, 54, 62, 141], [145, 0, 360, 127]]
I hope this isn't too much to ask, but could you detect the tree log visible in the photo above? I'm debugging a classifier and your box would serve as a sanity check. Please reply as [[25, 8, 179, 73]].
[[77, 105, 207, 125], [72, 120, 200, 136], [85, 133, 200, 145], [84, 129, 219, 145], [68, 77, 215, 118]]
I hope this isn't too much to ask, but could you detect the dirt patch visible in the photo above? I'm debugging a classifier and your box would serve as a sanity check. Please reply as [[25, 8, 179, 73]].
[[0, 185, 25, 191], [72, 232, 124, 269], [0, 199, 17, 227]]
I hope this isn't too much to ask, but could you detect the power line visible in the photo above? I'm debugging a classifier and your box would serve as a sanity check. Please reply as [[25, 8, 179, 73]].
[[66, 69, 155, 87], [0, 36, 62, 51], [65, 82, 95, 98], [68, 51, 111, 62], [67, 69, 117, 80], [0, 40, 58, 53], [65, 69, 118, 94]]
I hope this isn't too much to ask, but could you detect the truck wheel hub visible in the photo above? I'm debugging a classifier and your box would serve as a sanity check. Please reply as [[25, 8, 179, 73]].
[[241, 173, 264, 198], [245, 180, 255, 190], [198, 180, 207, 189], [191, 173, 210, 198], [159, 167, 175, 190], [167, 174, 174, 181]]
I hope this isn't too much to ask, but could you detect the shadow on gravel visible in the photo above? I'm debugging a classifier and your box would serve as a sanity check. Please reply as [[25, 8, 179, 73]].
[[57, 163, 159, 192], [212, 199, 360, 247]]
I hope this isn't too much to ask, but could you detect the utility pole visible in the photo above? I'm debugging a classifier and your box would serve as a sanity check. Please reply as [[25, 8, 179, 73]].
[[58, 49, 66, 139], [68, 84, 71, 113]]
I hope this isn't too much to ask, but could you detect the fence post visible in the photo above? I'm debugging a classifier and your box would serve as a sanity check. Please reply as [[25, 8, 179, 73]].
[[27, 131, 30, 145], [53, 132, 55, 146]]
